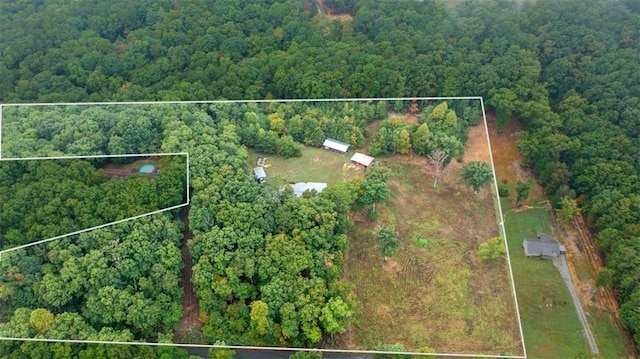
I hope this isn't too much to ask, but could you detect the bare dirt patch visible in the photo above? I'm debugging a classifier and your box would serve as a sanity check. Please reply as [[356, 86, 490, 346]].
[[326, 13, 353, 21], [387, 110, 419, 126], [176, 208, 203, 337], [316, 0, 354, 21], [485, 113, 545, 203], [490, 113, 636, 357], [382, 257, 400, 273]]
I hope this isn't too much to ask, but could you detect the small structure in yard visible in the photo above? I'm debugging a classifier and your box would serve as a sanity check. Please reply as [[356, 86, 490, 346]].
[[253, 167, 267, 183], [292, 182, 327, 197], [323, 138, 350, 154], [523, 233, 566, 259], [350, 152, 375, 167]]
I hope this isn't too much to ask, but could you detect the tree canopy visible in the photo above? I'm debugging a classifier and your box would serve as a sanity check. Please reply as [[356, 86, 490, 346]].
[[1, 0, 640, 352]]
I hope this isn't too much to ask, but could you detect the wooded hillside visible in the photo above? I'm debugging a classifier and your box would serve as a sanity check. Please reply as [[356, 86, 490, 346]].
[[1, 0, 639, 351]]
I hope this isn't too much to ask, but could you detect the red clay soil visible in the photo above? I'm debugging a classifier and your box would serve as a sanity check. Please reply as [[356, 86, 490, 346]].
[[485, 112, 545, 203], [177, 207, 202, 333]]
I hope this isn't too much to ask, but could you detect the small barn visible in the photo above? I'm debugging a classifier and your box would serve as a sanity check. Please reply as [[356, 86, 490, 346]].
[[292, 182, 327, 197], [523, 233, 565, 259], [253, 167, 267, 183], [323, 138, 350, 154], [350, 152, 375, 167]]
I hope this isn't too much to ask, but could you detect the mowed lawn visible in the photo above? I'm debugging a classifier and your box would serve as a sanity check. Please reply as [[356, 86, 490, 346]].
[[247, 147, 358, 185], [502, 201, 630, 358]]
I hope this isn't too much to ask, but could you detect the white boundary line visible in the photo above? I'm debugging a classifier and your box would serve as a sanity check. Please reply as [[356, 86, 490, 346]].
[[0, 97, 483, 107], [0, 152, 188, 161], [480, 98, 527, 358], [0, 98, 526, 359], [0, 104, 3, 159], [0, 337, 523, 358], [0, 153, 189, 257]]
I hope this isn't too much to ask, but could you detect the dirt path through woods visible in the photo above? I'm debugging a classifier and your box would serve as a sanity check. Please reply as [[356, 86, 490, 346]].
[[177, 207, 202, 334]]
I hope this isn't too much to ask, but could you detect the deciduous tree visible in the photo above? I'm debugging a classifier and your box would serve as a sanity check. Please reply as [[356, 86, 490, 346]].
[[478, 237, 506, 262], [461, 161, 493, 194]]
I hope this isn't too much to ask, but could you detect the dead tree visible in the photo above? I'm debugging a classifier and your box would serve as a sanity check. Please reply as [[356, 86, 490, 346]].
[[427, 149, 448, 188]]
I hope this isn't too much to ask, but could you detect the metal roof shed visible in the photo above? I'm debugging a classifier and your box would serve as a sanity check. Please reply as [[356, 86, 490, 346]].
[[253, 167, 267, 183], [323, 138, 350, 153], [350, 152, 375, 167]]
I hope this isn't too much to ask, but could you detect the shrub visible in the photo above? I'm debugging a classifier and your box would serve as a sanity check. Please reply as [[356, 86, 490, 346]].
[[367, 207, 379, 221], [478, 237, 506, 262], [498, 183, 510, 197], [276, 135, 302, 158]]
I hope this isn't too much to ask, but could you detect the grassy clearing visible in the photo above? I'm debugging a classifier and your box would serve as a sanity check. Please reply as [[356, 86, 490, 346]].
[[589, 309, 633, 358], [502, 201, 588, 358], [503, 201, 630, 358], [247, 147, 357, 185], [253, 141, 523, 354], [340, 159, 522, 355], [490, 115, 632, 358]]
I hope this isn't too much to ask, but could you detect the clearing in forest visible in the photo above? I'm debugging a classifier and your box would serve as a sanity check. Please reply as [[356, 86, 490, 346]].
[[246, 146, 359, 185], [255, 105, 523, 356], [331, 118, 523, 355], [0, 99, 523, 358]]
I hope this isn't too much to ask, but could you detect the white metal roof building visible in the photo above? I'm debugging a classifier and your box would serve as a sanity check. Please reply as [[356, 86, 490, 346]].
[[322, 138, 350, 153], [350, 152, 375, 167], [292, 182, 327, 197], [253, 167, 267, 183]]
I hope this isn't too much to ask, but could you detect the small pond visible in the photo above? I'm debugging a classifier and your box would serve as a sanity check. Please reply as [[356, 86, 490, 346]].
[[139, 163, 155, 174]]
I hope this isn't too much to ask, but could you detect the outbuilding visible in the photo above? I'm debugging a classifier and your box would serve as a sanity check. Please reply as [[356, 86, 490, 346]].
[[350, 152, 375, 167], [322, 138, 350, 154], [292, 182, 327, 197], [253, 167, 267, 183]]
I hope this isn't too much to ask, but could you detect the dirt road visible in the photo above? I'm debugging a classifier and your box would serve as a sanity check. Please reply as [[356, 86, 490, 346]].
[[553, 255, 600, 355], [177, 207, 202, 334]]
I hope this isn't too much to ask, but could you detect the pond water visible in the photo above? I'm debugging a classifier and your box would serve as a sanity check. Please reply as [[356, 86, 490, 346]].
[[139, 163, 155, 174]]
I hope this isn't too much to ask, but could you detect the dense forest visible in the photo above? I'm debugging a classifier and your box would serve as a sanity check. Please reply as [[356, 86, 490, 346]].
[[0, 157, 187, 247], [1, 0, 640, 354], [0, 102, 382, 356]]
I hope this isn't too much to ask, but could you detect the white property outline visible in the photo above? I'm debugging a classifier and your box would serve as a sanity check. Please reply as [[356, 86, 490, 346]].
[[0, 153, 190, 257], [0, 98, 526, 359]]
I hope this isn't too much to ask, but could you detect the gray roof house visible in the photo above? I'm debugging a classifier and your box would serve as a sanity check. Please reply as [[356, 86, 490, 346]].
[[523, 233, 565, 259]]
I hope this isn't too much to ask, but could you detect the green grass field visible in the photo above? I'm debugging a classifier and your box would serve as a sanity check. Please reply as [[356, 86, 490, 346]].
[[247, 147, 357, 185], [502, 200, 630, 358]]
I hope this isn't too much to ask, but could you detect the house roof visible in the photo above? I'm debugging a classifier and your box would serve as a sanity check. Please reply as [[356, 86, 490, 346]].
[[323, 138, 350, 153], [350, 152, 375, 167], [253, 167, 266, 179], [523, 233, 564, 257], [292, 182, 327, 197]]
